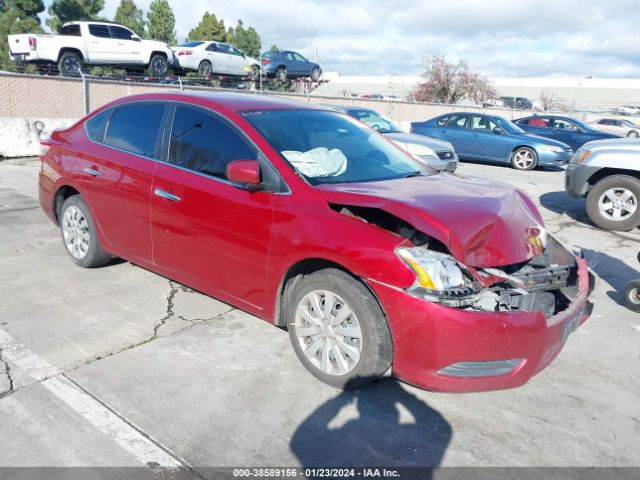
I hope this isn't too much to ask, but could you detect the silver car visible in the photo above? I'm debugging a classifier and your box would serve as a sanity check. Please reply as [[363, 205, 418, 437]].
[[565, 138, 640, 230], [330, 106, 459, 172]]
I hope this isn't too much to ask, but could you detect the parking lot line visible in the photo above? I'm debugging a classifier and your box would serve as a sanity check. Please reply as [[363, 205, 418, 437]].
[[0, 327, 183, 469]]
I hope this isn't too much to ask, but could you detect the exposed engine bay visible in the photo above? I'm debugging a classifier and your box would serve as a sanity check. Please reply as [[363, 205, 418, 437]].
[[331, 203, 580, 320]]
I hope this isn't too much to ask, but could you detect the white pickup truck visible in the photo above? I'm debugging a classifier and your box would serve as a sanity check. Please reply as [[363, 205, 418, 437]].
[[8, 21, 174, 77]]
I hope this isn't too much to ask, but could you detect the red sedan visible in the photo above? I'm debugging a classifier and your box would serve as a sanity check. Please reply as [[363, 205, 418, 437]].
[[39, 92, 594, 392]]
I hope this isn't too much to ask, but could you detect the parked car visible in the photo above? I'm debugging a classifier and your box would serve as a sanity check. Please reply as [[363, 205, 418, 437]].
[[617, 106, 640, 116], [259, 50, 322, 81], [565, 138, 640, 230], [330, 105, 458, 172], [590, 118, 640, 138], [8, 21, 174, 77], [171, 41, 260, 78], [499, 96, 533, 109], [39, 92, 593, 392], [410, 112, 572, 170], [514, 115, 622, 151]]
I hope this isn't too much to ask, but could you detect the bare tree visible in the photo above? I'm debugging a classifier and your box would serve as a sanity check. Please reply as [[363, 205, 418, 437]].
[[411, 55, 496, 105], [539, 90, 563, 111]]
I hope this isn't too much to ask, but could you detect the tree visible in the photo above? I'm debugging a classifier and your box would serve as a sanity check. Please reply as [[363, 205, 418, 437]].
[[114, 0, 144, 36], [147, 0, 175, 44], [411, 55, 496, 105], [539, 90, 563, 111], [270, 44, 280, 52], [0, 0, 45, 70], [228, 20, 261, 57], [187, 11, 226, 42], [46, 0, 104, 33]]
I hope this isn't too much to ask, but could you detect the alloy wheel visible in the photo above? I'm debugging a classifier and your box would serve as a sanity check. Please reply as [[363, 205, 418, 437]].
[[294, 290, 363, 376], [153, 57, 167, 76], [63, 56, 80, 74], [598, 188, 638, 221], [513, 149, 535, 169], [62, 205, 90, 259]]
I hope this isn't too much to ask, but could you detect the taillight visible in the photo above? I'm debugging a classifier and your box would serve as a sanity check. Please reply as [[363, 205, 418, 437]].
[[177, 50, 193, 56], [261, 58, 271, 64], [39, 138, 52, 161], [29, 36, 37, 50], [409, 125, 414, 133]]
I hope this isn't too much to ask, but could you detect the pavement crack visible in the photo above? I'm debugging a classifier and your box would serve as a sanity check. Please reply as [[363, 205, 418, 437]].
[[153, 280, 179, 337], [0, 347, 15, 399]]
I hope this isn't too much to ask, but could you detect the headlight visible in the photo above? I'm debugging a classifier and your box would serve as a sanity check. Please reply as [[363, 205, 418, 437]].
[[393, 141, 436, 157], [397, 247, 468, 290], [542, 145, 565, 153]]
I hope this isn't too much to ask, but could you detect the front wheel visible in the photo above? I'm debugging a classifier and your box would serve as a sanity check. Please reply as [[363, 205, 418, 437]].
[[628, 130, 639, 138], [586, 175, 640, 230], [624, 280, 640, 312], [148, 54, 168, 77], [511, 147, 538, 170], [59, 196, 111, 268], [310, 66, 322, 82], [197, 60, 212, 77], [286, 268, 392, 389]]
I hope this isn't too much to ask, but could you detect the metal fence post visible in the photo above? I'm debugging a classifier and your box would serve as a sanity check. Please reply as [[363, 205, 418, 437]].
[[79, 70, 89, 115]]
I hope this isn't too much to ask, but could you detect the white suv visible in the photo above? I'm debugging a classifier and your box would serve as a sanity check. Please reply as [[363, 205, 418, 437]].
[[8, 21, 175, 76]]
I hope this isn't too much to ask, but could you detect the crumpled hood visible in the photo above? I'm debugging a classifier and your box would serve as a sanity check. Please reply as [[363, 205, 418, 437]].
[[317, 173, 545, 267]]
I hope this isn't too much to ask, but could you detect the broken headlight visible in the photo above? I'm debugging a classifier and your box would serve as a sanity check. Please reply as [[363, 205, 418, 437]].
[[397, 247, 480, 304]]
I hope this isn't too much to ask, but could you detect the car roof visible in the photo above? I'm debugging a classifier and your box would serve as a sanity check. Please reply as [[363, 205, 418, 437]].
[[101, 92, 332, 113]]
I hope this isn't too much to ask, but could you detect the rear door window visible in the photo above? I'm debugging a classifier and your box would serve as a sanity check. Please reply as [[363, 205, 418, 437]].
[[103, 103, 165, 158], [445, 114, 468, 128], [168, 106, 257, 180], [88, 24, 111, 38]]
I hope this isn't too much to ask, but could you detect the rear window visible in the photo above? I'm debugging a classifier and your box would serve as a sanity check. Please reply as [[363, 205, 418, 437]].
[[61, 24, 81, 36], [103, 103, 165, 158], [85, 110, 112, 142], [88, 24, 110, 38], [178, 41, 204, 47]]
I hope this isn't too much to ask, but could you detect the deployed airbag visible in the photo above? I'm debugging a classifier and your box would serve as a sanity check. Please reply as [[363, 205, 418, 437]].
[[282, 147, 347, 178]]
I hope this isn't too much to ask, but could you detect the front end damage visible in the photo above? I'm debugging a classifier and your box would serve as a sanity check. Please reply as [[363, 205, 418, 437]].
[[331, 203, 594, 392]]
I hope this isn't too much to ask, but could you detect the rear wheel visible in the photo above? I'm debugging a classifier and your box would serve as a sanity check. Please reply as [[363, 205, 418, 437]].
[[276, 66, 287, 82], [197, 60, 212, 77], [586, 175, 640, 230], [624, 280, 640, 312], [511, 147, 538, 170], [286, 268, 392, 389], [58, 52, 83, 77], [59, 196, 111, 268], [250, 64, 260, 81]]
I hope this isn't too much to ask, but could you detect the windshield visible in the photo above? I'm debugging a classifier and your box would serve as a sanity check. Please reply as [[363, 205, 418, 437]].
[[241, 109, 426, 185], [621, 119, 636, 127], [346, 109, 403, 133], [494, 117, 525, 134], [570, 118, 591, 130]]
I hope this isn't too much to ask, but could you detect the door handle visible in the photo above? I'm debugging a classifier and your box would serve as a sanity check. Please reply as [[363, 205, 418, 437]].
[[154, 188, 181, 201], [83, 167, 101, 176]]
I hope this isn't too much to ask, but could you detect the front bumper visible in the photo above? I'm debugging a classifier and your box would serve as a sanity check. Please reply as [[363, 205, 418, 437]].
[[565, 164, 601, 198], [369, 256, 593, 392], [537, 149, 572, 166], [418, 154, 458, 173]]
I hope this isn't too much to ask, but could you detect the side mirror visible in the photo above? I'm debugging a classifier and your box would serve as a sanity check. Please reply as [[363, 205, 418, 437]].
[[227, 160, 261, 189], [131, 34, 141, 42], [493, 127, 505, 135]]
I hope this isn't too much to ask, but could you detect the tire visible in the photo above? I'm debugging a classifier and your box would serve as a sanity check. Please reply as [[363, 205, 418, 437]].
[[310, 66, 322, 82], [286, 268, 392, 389], [628, 130, 639, 138], [586, 175, 640, 230], [148, 54, 168, 77], [623, 280, 640, 312], [511, 146, 538, 170], [276, 66, 287, 82], [250, 64, 260, 81], [59, 196, 111, 268], [197, 60, 212, 77], [58, 52, 83, 77]]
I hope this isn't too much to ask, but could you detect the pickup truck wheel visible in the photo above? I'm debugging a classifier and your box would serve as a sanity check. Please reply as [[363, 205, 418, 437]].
[[286, 268, 392, 390], [511, 147, 538, 170], [197, 60, 212, 77], [148, 54, 168, 77], [58, 52, 83, 76], [586, 175, 640, 230], [59, 196, 111, 268]]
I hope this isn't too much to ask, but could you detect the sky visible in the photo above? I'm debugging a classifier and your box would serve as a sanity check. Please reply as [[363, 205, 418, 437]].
[[40, 0, 640, 78]]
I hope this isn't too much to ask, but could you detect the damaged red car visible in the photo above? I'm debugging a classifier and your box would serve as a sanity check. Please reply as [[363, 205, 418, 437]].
[[39, 92, 594, 392]]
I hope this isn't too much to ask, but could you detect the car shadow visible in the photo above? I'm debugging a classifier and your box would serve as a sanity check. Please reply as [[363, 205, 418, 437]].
[[539, 191, 593, 225], [458, 159, 564, 172], [581, 248, 640, 304], [290, 377, 451, 474]]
